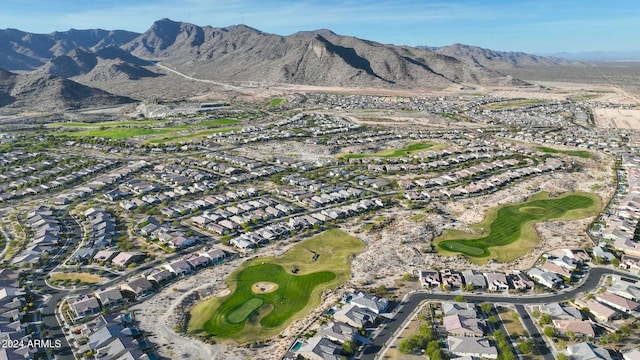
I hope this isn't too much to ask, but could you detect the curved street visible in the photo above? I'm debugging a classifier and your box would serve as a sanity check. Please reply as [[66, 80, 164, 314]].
[[360, 267, 639, 360]]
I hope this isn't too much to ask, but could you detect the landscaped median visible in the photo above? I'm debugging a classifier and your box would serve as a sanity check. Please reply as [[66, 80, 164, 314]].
[[187, 229, 365, 343], [434, 191, 602, 262]]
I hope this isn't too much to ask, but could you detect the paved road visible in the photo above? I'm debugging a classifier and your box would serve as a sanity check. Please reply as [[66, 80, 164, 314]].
[[515, 304, 554, 360], [360, 267, 638, 360]]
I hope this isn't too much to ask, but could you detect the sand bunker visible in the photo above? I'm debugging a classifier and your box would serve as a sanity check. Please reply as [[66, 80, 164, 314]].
[[251, 282, 279, 294], [215, 289, 231, 297]]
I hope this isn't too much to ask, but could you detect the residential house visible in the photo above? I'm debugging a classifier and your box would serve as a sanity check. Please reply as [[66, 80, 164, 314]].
[[418, 270, 441, 287], [201, 248, 227, 264], [111, 251, 145, 267], [185, 254, 210, 270], [508, 272, 534, 291], [462, 270, 487, 289], [333, 304, 375, 329], [595, 292, 640, 313], [68, 295, 101, 320], [318, 321, 358, 344], [440, 269, 464, 288], [230, 237, 254, 250], [622, 348, 640, 360], [566, 342, 613, 360], [120, 278, 154, 300], [592, 246, 616, 262], [549, 256, 579, 271], [93, 250, 120, 262], [94, 288, 124, 309], [614, 238, 640, 257], [620, 255, 640, 273], [443, 314, 485, 337], [350, 292, 389, 315], [541, 262, 573, 278], [442, 302, 477, 318], [164, 260, 193, 277], [608, 276, 640, 301], [574, 299, 618, 323], [541, 303, 583, 321], [563, 249, 591, 263], [87, 324, 129, 350], [552, 320, 595, 338], [297, 336, 342, 360], [145, 269, 173, 285], [527, 267, 563, 288], [483, 272, 509, 291], [447, 336, 498, 359], [168, 235, 195, 249]]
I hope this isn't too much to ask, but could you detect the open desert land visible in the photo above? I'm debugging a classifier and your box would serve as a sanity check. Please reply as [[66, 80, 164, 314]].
[[594, 108, 640, 130]]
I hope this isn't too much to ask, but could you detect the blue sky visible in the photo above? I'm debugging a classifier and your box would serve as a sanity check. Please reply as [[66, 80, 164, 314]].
[[1, 0, 638, 54]]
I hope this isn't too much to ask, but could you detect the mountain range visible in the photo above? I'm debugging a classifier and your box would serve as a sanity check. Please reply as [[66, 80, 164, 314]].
[[422, 44, 583, 69], [0, 18, 583, 110]]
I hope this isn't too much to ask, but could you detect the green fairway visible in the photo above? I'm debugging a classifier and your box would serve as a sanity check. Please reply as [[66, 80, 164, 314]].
[[189, 229, 365, 342], [227, 298, 264, 324], [485, 99, 548, 109], [268, 98, 285, 107], [58, 128, 175, 139], [435, 192, 601, 262], [146, 127, 240, 144], [52, 118, 241, 141], [341, 142, 439, 159], [537, 146, 592, 159]]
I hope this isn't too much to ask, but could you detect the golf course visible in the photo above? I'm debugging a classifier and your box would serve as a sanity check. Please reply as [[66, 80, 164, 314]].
[[435, 192, 601, 262], [340, 142, 444, 159], [188, 229, 365, 342], [49, 118, 241, 142]]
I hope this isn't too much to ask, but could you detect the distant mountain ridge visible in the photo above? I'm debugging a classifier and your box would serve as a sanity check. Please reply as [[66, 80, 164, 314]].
[[120, 18, 521, 89], [38, 46, 161, 81], [0, 28, 139, 71], [422, 44, 583, 69], [6, 19, 611, 110], [0, 68, 135, 110]]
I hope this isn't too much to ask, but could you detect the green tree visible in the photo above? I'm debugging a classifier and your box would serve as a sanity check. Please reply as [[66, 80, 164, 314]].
[[539, 313, 552, 325], [375, 285, 388, 297], [543, 326, 557, 338], [342, 340, 356, 355], [611, 258, 620, 267], [480, 303, 493, 314], [518, 339, 533, 354], [398, 338, 413, 354], [453, 295, 466, 302]]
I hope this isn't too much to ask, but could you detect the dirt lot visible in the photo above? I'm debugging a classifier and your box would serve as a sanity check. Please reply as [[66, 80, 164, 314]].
[[594, 108, 640, 129]]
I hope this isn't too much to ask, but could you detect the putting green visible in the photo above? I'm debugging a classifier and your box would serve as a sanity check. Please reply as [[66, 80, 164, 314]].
[[227, 298, 264, 324], [435, 192, 601, 262], [189, 229, 365, 342]]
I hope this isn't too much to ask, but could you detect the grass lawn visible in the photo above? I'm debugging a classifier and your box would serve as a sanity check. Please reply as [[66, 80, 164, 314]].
[[536, 146, 592, 159], [49, 272, 104, 283], [50, 120, 167, 128], [188, 229, 365, 343], [269, 98, 285, 107], [411, 214, 426, 221], [341, 142, 444, 159], [52, 118, 241, 142], [57, 128, 176, 139], [435, 192, 601, 262], [485, 99, 548, 109], [146, 127, 240, 144]]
